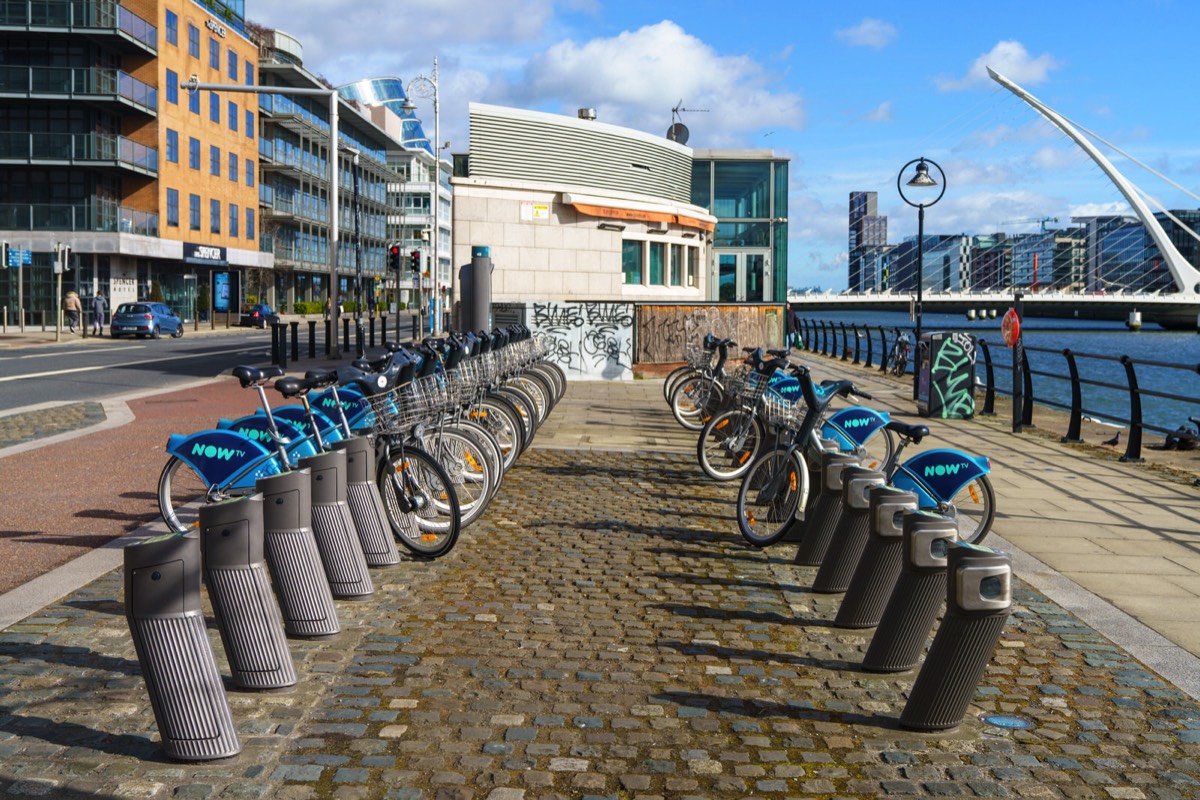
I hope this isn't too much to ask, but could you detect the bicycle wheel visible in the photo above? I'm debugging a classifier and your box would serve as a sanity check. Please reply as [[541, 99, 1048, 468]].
[[940, 474, 996, 545], [449, 419, 505, 490], [670, 377, 725, 432], [511, 374, 550, 426], [421, 427, 495, 528], [855, 425, 897, 473], [470, 396, 525, 470], [377, 445, 461, 558], [158, 456, 211, 533], [736, 448, 808, 548], [697, 408, 767, 481], [663, 365, 697, 404], [495, 387, 538, 447]]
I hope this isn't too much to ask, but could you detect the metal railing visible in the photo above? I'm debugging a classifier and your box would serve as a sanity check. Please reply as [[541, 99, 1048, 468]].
[[0, 65, 157, 112], [0, 131, 158, 172], [0, 200, 158, 235], [0, 0, 157, 50], [792, 315, 1200, 465]]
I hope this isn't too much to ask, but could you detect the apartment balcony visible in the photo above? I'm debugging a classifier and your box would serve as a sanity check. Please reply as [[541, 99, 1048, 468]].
[[0, 200, 158, 236], [0, 131, 157, 176], [0, 65, 157, 116], [0, 0, 156, 55]]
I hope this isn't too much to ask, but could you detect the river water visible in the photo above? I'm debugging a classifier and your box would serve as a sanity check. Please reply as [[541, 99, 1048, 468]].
[[798, 310, 1200, 436]]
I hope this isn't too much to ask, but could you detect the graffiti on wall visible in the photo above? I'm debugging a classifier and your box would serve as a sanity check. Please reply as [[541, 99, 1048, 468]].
[[930, 332, 977, 419], [635, 304, 783, 364], [523, 301, 634, 379]]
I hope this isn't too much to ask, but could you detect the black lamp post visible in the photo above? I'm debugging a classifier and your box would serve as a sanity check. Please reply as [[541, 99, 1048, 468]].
[[897, 157, 945, 399]]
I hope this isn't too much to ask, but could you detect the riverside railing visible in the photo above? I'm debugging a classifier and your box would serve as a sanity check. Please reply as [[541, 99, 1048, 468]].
[[792, 316, 1200, 466]]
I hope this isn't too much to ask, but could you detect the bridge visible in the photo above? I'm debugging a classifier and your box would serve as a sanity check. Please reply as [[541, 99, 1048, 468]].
[[787, 289, 1200, 330]]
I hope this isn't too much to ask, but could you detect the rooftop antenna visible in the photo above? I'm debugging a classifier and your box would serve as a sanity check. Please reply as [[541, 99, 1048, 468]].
[[667, 99, 708, 145]]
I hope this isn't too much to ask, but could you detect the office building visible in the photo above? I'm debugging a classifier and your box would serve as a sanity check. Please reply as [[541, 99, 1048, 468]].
[[847, 191, 887, 292]]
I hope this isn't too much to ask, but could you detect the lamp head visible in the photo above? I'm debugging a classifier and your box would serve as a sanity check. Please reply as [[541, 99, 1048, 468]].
[[906, 159, 938, 188]]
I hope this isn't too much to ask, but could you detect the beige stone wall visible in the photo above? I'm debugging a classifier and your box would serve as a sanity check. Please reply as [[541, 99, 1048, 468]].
[[635, 304, 786, 364]]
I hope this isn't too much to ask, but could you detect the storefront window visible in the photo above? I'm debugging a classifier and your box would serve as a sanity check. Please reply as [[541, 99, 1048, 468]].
[[622, 240, 642, 284], [649, 242, 665, 285]]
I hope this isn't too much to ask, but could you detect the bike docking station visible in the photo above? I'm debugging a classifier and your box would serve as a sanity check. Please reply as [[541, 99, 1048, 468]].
[[833, 486, 919, 629], [793, 451, 861, 566], [256, 468, 342, 638], [123, 531, 241, 761], [899, 542, 1012, 731], [861, 510, 957, 673], [298, 449, 375, 599], [198, 494, 297, 691], [811, 465, 887, 593], [331, 436, 402, 567]]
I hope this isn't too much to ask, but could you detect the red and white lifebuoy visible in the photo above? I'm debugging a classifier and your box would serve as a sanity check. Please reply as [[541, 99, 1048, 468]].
[[1001, 307, 1021, 347]]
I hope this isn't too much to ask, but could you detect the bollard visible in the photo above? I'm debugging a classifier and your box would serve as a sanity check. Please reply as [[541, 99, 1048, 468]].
[[270, 323, 281, 365], [381, 313, 388, 345], [342, 317, 350, 353], [811, 466, 887, 593], [793, 451, 860, 566], [900, 543, 1012, 731], [369, 317, 376, 348], [124, 532, 240, 761], [782, 440, 838, 543], [324, 320, 332, 356], [299, 450, 374, 598], [290, 320, 300, 362], [199, 494, 297, 690], [256, 469, 340, 637], [332, 436, 401, 566], [833, 486, 919, 629], [861, 511, 956, 672], [308, 320, 317, 359]]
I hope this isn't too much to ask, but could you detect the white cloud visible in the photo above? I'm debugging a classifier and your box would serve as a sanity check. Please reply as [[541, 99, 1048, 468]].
[[955, 120, 1058, 150], [834, 18, 897, 49], [1030, 145, 1085, 170], [937, 40, 1062, 91], [507, 21, 805, 144], [1069, 201, 1133, 218], [863, 101, 893, 124], [886, 191, 1068, 239]]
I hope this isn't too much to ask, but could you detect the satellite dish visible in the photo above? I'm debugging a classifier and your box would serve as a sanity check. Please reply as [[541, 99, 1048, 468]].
[[667, 122, 689, 145]]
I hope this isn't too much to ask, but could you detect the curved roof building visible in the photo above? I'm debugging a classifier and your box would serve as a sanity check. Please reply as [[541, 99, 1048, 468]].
[[337, 77, 433, 155]]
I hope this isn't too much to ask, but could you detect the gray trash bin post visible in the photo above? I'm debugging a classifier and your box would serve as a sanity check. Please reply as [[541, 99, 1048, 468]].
[[861, 511, 956, 673], [256, 469, 341, 638], [199, 494, 297, 691], [833, 486, 919, 629], [332, 437, 401, 567], [299, 450, 374, 599], [124, 532, 240, 761], [793, 451, 861, 566], [811, 466, 887, 593], [900, 543, 1012, 731]]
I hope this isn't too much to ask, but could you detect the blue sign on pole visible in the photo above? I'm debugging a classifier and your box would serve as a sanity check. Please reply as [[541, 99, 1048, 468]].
[[21, 249, 31, 265], [5, 249, 17, 268]]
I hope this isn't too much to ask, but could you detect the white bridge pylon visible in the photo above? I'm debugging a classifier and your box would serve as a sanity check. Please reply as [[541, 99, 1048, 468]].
[[988, 67, 1200, 295]]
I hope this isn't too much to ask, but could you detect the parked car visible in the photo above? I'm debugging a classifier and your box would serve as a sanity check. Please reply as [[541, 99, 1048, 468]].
[[110, 302, 184, 339], [239, 303, 279, 329]]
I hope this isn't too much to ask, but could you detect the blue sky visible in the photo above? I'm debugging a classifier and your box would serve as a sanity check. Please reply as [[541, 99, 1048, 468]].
[[248, 0, 1200, 290]]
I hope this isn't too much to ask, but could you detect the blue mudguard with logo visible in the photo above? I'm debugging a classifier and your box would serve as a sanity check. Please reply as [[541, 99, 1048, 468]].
[[310, 386, 372, 431], [269, 405, 343, 445], [765, 370, 801, 403], [822, 406, 891, 452], [165, 430, 282, 491], [890, 449, 991, 508], [217, 414, 318, 460]]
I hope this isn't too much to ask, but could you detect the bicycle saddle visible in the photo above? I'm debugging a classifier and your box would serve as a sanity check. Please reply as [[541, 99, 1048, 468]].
[[304, 369, 338, 388], [231, 365, 283, 388], [886, 420, 928, 444], [273, 376, 309, 399]]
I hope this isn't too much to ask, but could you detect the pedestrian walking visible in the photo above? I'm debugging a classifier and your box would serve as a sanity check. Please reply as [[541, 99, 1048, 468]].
[[324, 296, 331, 320], [63, 291, 82, 333], [91, 290, 108, 337]]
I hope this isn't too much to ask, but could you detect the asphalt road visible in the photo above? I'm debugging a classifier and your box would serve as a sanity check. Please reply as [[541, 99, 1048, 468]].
[[0, 331, 273, 412]]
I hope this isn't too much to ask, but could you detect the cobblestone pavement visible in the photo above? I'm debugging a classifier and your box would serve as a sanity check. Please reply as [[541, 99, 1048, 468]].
[[0, 402, 106, 448], [2, 446, 1199, 798]]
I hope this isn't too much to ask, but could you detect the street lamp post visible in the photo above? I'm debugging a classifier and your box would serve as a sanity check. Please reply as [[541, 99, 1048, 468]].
[[897, 157, 946, 399], [347, 147, 364, 357], [407, 58, 443, 335]]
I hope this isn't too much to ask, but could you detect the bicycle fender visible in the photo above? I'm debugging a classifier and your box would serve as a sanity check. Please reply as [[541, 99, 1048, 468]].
[[270, 405, 344, 445], [165, 430, 281, 488], [311, 386, 372, 430], [219, 414, 319, 459], [766, 371, 802, 403], [822, 407, 891, 449], [891, 449, 990, 507]]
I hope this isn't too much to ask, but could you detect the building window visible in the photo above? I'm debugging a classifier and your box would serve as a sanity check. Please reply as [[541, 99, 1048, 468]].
[[210, 145, 220, 176], [229, 204, 239, 238], [245, 62, 254, 86], [228, 152, 238, 182], [648, 241, 666, 285], [210, 199, 220, 233], [209, 38, 219, 69], [188, 137, 200, 170], [166, 189, 179, 227], [245, 159, 254, 187], [188, 24, 199, 58], [209, 92, 219, 123], [165, 69, 178, 104], [622, 240, 643, 285], [246, 207, 255, 240], [670, 244, 684, 286], [228, 49, 238, 80], [228, 101, 238, 132], [189, 194, 200, 230], [188, 86, 199, 114], [688, 247, 698, 287], [165, 129, 178, 163], [245, 110, 254, 138], [165, 10, 178, 45]]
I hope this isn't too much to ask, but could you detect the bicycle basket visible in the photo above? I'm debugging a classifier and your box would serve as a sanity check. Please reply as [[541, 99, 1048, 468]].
[[763, 393, 802, 431], [740, 370, 770, 404], [367, 386, 422, 433], [685, 343, 711, 370]]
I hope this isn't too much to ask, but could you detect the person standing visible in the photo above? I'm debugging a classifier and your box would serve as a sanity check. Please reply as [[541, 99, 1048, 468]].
[[63, 291, 82, 333], [91, 290, 108, 337]]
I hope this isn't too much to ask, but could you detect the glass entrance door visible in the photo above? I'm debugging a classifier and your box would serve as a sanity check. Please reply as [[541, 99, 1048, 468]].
[[715, 250, 771, 301]]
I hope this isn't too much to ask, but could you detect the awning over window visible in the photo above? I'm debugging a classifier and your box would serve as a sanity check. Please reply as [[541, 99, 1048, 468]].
[[563, 192, 717, 232]]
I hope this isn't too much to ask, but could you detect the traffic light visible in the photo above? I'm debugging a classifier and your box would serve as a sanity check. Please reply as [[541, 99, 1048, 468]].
[[388, 243, 402, 271], [0, 241, 7, 270], [54, 242, 71, 274], [410, 250, 421, 274]]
